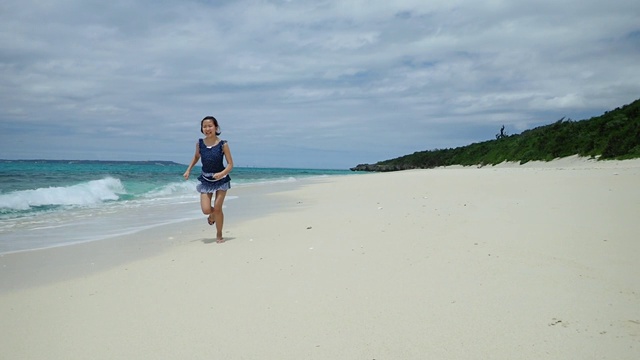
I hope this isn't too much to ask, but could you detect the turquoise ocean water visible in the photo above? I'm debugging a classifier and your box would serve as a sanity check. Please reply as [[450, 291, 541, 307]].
[[0, 160, 352, 254]]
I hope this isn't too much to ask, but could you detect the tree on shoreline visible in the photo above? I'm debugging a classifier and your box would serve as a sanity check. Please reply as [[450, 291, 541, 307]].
[[495, 125, 508, 140]]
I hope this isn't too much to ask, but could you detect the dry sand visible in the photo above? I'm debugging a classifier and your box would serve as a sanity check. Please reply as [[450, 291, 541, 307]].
[[1, 157, 639, 359]]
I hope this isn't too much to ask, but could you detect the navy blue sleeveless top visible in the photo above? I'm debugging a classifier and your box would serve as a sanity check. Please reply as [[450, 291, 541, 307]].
[[199, 138, 227, 174]]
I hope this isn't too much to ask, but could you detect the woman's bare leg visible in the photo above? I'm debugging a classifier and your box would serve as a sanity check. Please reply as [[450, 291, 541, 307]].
[[212, 190, 227, 242], [200, 193, 214, 224]]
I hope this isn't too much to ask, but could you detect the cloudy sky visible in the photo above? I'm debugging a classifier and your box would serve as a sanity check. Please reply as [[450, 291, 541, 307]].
[[1, 0, 638, 169]]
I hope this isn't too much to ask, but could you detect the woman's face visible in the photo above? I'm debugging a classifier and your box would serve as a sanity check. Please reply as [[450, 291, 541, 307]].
[[201, 120, 217, 136]]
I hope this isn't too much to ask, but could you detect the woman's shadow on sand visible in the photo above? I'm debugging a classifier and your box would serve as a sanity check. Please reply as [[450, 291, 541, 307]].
[[199, 237, 236, 244]]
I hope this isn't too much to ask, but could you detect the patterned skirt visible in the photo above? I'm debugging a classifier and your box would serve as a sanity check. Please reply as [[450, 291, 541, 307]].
[[196, 173, 231, 193]]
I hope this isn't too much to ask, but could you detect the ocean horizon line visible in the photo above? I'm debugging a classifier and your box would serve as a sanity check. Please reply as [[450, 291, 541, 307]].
[[0, 159, 350, 171]]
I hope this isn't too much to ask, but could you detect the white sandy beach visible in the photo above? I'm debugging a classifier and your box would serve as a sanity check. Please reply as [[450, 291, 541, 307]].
[[1, 157, 639, 359]]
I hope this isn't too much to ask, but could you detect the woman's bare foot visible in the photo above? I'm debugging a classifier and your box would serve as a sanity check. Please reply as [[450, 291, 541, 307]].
[[216, 232, 224, 243], [207, 214, 215, 225]]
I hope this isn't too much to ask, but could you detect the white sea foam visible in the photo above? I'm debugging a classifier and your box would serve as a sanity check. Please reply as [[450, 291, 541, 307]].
[[0, 196, 203, 254], [142, 180, 196, 198], [0, 177, 125, 211], [233, 176, 298, 187]]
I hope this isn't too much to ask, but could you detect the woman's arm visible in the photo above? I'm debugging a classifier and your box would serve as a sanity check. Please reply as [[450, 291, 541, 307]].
[[215, 142, 234, 179], [183, 142, 201, 180]]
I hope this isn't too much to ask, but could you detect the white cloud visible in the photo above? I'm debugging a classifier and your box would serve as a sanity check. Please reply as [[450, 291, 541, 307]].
[[1, 0, 639, 168]]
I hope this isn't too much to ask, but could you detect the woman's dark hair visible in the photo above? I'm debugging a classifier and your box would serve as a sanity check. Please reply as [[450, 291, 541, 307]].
[[200, 116, 221, 135]]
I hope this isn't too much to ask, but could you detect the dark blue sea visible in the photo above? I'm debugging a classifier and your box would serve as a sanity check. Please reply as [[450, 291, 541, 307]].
[[0, 160, 353, 254]]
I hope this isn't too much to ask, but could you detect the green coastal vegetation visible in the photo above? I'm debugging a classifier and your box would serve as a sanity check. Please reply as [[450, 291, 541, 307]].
[[351, 98, 640, 171]]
